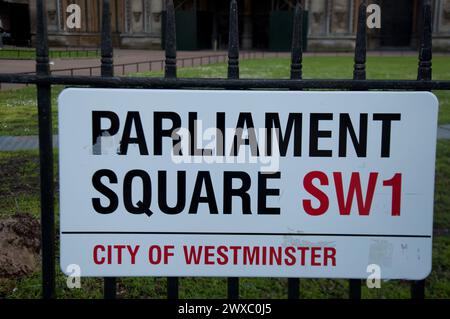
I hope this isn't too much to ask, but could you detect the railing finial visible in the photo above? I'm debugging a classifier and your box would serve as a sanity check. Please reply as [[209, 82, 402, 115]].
[[353, 0, 367, 80], [227, 0, 239, 79], [101, 0, 114, 77], [418, 0, 432, 81], [290, 1, 303, 80], [165, 0, 177, 78]]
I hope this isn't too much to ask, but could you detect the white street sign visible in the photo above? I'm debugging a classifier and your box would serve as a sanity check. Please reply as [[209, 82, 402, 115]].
[[59, 89, 438, 279]]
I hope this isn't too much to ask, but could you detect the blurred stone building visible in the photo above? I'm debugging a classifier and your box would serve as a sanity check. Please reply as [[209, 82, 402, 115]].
[[0, 0, 449, 51]]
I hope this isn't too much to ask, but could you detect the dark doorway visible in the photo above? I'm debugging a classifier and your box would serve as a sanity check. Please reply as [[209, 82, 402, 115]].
[[213, 0, 271, 50], [0, 2, 31, 46], [380, 0, 413, 47], [251, 0, 270, 50]]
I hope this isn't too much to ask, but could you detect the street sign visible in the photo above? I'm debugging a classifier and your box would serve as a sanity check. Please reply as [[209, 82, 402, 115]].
[[59, 88, 438, 279]]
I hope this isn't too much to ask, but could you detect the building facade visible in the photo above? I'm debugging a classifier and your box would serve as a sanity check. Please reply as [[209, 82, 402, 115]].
[[1, 0, 450, 51]]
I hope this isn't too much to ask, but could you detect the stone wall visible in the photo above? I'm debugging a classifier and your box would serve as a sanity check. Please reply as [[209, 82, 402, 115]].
[[30, 0, 162, 49], [433, 0, 450, 51], [23, 0, 450, 51]]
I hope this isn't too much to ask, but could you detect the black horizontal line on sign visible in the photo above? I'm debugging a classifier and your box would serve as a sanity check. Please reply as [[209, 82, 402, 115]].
[[60, 231, 431, 238]]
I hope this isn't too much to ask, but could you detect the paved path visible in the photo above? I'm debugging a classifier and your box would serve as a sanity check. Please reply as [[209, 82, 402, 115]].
[[0, 49, 235, 90], [1, 127, 450, 151], [0, 135, 58, 151], [0, 49, 228, 74], [439, 124, 450, 139]]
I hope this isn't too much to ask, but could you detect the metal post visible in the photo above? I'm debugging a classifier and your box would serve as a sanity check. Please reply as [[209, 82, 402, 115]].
[[353, 1, 367, 81], [348, 1, 367, 300], [36, 0, 55, 300], [101, 0, 114, 77], [100, 0, 117, 299], [411, 279, 426, 299], [411, 0, 432, 300], [165, 0, 177, 78], [227, 0, 240, 299], [286, 3, 304, 299], [417, 0, 432, 82], [290, 2, 303, 80], [287, 3, 303, 298], [164, 0, 179, 298], [227, 0, 239, 80]]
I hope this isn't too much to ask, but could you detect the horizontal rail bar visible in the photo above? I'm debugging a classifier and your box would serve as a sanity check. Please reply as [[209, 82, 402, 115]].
[[17, 52, 247, 76], [1, 74, 449, 90]]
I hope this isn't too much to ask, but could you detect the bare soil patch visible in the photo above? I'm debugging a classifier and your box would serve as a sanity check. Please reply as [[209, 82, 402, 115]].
[[0, 213, 40, 278]]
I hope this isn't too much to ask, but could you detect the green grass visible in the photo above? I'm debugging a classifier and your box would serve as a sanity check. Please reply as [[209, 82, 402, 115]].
[[0, 49, 99, 60], [0, 86, 61, 136], [1, 56, 450, 136]]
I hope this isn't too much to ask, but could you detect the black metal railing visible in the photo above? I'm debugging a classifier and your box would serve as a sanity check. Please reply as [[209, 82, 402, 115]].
[[1, 0, 450, 299], [14, 52, 278, 78]]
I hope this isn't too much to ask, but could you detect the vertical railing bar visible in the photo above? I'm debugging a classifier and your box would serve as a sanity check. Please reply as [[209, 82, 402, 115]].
[[227, 0, 239, 299], [101, 0, 114, 77], [164, 0, 179, 299], [100, 0, 117, 299], [227, 0, 239, 80], [417, 0, 432, 82], [353, 1, 367, 81], [349, 279, 362, 299], [165, 0, 177, 79], [348, 0, 367, 300], [287, 2, 303, 299], [347, 0, 368, 300], [412, 279, 426, 299], [412, 0, 432, 300], [290, 2, 303, 80], [36, 0, 55, 299]]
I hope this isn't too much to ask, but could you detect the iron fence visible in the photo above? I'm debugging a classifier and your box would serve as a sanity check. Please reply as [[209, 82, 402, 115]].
[[0, 0, 450, 300], [27, 51, 277, 77]]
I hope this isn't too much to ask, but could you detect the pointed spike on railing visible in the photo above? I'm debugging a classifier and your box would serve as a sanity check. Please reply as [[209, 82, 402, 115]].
[[165, 0, 177, 78], [353, 0, 367, 80], [36, 0, 50, 75], [290, 2, 303, 80], [418, 0, 432, 81], [101, 0, 113, 77], [227, 0, 239, 79]]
